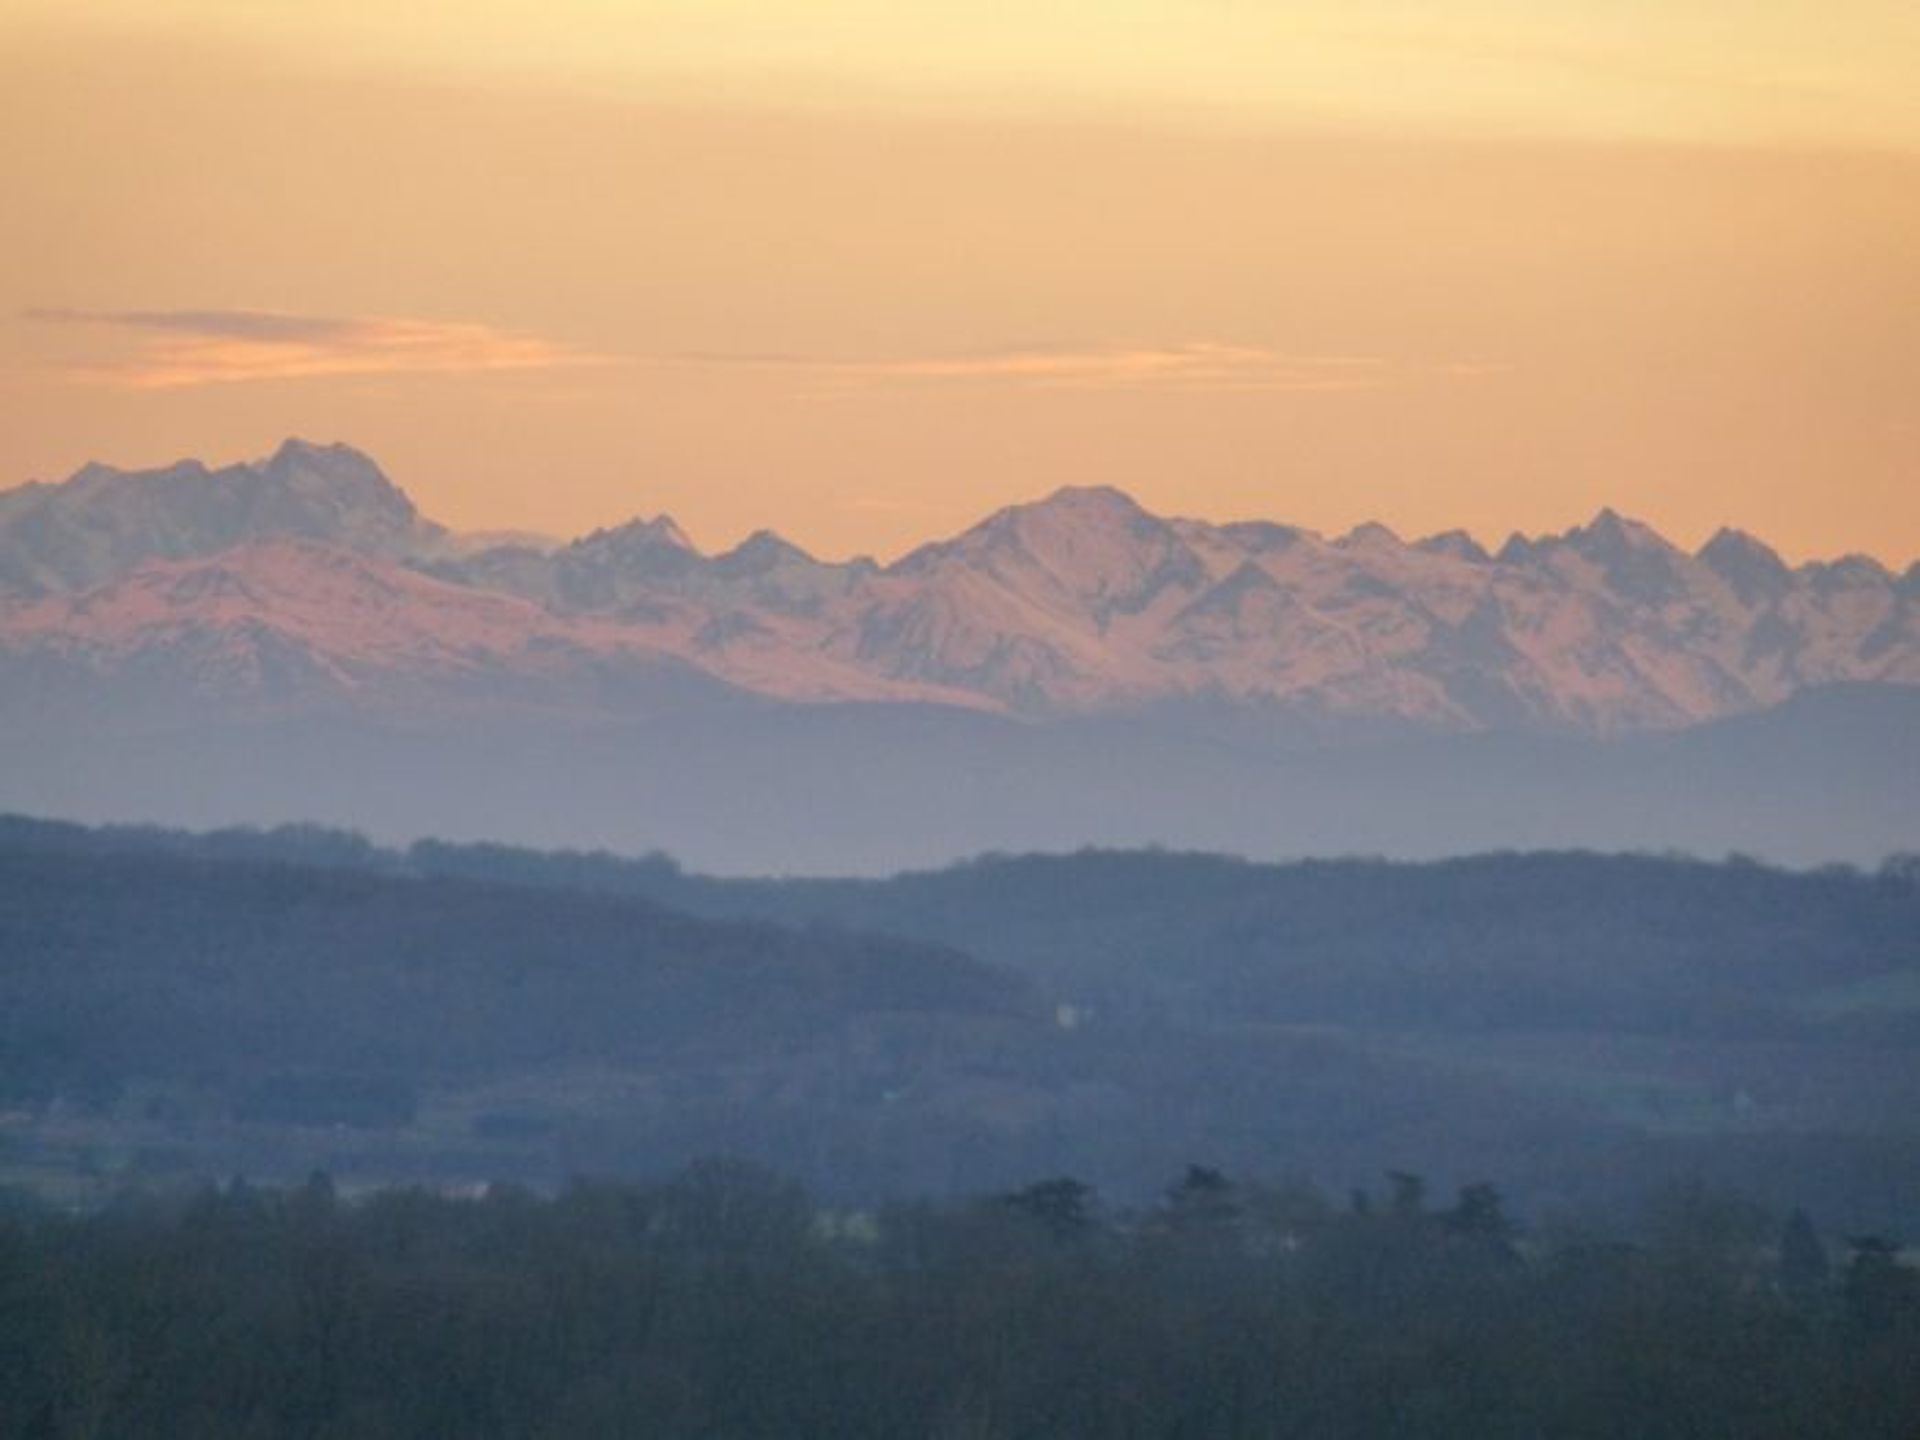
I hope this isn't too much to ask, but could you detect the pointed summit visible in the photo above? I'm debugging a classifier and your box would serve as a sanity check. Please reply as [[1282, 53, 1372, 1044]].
[[997, 484, 1162, 543], [0, 438, 441, 595], [1698, 527, 1790, 604], [1496, 532, 1541, 565], [1494, 510, 1693, 602], [1566, 507, 1677, 557], [576, 513, 697, 556], [1417, 529, 1490, 563], [929, 483, 1158, 554], [714, 529, 815, 577], [258, 437, 426, 537], [898, 484, 1160, 571], [1561, 509, 1691, 602], [631, 514, 695, 552], [891, 481, 1205, 627], [546, 512, 701, 611], [705, 528, 870, 616]]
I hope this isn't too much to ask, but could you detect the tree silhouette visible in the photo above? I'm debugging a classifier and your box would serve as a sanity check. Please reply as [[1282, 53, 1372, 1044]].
[[999, 1177, 1094, 1239]]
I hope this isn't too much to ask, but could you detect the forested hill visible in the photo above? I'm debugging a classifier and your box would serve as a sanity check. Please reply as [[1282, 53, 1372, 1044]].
[[8, 810, 1920, 1049], [9, 811, 1919, 1048], [0, 831, 1033, 1137], [4, 815, 1919, 1221], [412, 842, 1920, 1033], [11, 813, 1918, 1014]]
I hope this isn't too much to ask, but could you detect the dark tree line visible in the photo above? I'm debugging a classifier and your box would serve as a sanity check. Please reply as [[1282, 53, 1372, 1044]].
[[2, 1165, 1915, 1439]]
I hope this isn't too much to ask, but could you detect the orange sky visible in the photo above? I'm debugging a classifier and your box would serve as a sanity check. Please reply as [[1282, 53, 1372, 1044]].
[[3, 4, 1917, 563]]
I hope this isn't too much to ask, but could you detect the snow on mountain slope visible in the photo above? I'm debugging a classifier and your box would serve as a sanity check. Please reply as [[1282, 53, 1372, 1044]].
[[818, 488, 1866, 730], [0, 439, 444, 597], [0, 540, 661, 705], [2, 442, 1916, 735], [0, 538, 990, 716]]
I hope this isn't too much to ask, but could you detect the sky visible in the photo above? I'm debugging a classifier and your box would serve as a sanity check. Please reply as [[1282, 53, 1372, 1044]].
[[3, 2, 1917, 563]]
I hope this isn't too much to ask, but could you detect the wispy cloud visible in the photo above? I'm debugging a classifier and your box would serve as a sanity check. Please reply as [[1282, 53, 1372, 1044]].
[[25, 308, 610, 388], [662, 342, 1392, 394]]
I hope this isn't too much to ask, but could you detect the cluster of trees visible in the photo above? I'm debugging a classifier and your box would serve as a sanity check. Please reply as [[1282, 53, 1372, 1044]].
[[2, 1164, 1915, 1438]]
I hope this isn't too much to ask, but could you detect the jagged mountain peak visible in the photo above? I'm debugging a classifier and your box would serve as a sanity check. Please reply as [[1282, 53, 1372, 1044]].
[[1698, 525, 1780, 563], [717, 529, 812, 570], [257, 437, 425, 533], [265, 436, 376, 470], [1806, 554, 1893, 591], [1494, 510, 1677, 566], [1495, 532, 1538, 564], [1489, 508, 1696, 605], [1416, 529, 1491, 563], [5, 441, 1915, 738], [1565, 507, 1677, 555], [1560, 509, 1695, 605], [1698, 527, 1791, 602], [573, 513, 697, 556], [263, 435, 406, 491], [0, 438, 440, 597], [974, 484, 1158, 539], [539, 513, 704, 612], [895, 483, 1165, 574]]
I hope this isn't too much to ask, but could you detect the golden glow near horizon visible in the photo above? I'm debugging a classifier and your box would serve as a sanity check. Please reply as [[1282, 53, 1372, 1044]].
[[15, 1, 1920, 147], [2, 3, 1918, 563]]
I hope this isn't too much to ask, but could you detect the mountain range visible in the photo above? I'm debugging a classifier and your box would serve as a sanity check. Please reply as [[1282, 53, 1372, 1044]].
[[4, 438, 1916, 735], [2, 440, 1916, 870]]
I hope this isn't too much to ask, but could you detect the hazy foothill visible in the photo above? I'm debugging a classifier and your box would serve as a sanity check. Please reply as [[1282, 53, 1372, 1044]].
[[5, 813, 1920, 1221]]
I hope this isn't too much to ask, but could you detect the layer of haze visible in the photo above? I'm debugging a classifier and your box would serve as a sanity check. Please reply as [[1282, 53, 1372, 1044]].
[[3, 7, 1917, 563]]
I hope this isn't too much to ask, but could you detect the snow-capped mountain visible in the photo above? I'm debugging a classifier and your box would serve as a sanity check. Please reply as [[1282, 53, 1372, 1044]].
[[853, 490, 1918, 731], [0, 538, 781, 731], [0, 438, 445, 596], [3, 441, 1916, 736]]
